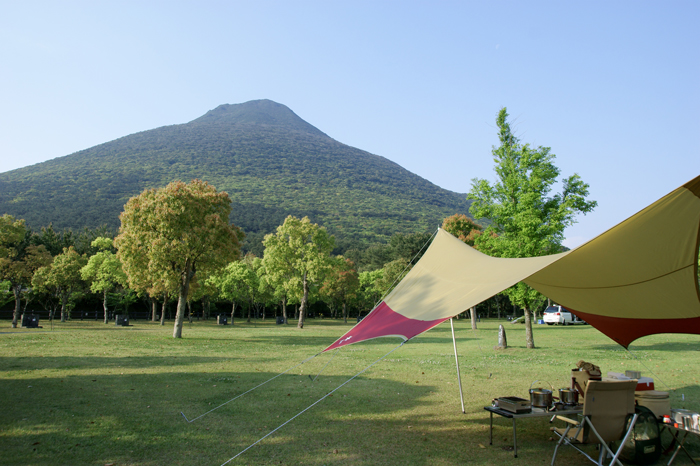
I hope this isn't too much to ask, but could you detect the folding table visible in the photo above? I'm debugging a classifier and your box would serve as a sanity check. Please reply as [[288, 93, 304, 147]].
[[662, 423, 698, 465], [484, 405, 582, 458]]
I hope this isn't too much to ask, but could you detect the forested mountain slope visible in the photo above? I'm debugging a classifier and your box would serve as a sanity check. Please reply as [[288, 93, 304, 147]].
[[0, 100, 472, 253]]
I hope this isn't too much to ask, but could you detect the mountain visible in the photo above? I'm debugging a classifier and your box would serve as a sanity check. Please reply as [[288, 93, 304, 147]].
[[0, 99, 472, 253]]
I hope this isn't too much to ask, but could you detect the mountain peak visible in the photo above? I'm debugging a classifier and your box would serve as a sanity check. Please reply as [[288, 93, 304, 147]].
[[189, 99, 328, 137]]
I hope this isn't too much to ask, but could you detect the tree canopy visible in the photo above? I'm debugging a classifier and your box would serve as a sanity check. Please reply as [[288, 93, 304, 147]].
[[81, 237, 127, 324], [0, 215, 52, 327], [115, 179, 243, 338], [32, 247, 87, 322]]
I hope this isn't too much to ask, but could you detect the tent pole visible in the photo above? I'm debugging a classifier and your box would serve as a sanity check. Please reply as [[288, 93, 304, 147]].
[[450, 318, 465, 413]]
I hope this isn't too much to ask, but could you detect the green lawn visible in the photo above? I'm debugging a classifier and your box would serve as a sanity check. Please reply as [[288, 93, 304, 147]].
[[1, 318, 699, 466]]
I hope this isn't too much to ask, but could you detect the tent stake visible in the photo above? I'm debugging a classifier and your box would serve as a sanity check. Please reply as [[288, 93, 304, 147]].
[[450, 318, 465, 413]]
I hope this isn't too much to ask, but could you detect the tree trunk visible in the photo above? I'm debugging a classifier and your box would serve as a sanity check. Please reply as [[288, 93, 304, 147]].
[[103, 289, 109, 324], [524, 307, 535, 349], [160, 292, 168, 326], [247, 305, 252, 323], [151, 297, 157, 322], [343, 301, 348, 324], [60, 293, 68, 322], [230, 301, 236, 325], [202, 296, 210, 321], [11, 284, 21, 328], [297, 271, 308, 329], [173, 266, 193, 338], [187, 300, 192, 324], [282, 297, 287, 324], [470, 307, 477, 330]]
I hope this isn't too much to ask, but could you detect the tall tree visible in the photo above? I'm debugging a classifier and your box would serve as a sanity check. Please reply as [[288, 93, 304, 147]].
[[357, 269, 384, 316], [468, 107, 597, 348], [80, 237, 127, 324], [115, 180, 243, 338], [32, 247, 87, 322], [262, 216, 334, 329], [320, 257, 359, 323], [0, 215, 52, 327], [209, 255, 258, 323]]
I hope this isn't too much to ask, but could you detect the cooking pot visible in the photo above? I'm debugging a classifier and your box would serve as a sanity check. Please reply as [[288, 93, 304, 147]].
[[529, 381, 554, 408], [558, 387, 579, 405]]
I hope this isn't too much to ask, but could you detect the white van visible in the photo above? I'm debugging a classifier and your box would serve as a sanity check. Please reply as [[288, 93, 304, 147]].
[[543, 305, 585, 325]]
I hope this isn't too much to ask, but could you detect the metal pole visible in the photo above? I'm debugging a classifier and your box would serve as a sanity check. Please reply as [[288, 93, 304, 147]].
[[450, 318, 465, 413]]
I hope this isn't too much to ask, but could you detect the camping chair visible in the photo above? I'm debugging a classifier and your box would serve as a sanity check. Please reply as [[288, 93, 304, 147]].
[[551, 380, 638, 466]]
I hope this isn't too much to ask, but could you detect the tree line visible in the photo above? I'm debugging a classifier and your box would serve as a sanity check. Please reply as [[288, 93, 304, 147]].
[[0, 180, 511, 338]]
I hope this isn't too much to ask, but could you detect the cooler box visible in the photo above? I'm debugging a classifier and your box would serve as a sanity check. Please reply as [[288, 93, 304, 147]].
[[635, 391, 670, 418], [636, 377, 654, 391], [607, 372, 654, 391]]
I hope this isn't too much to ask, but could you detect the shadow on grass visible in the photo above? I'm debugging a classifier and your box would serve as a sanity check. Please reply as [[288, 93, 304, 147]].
[[0, 355, 251, 372], [0, 368, 459, 466], [626, 341, 700, 352], [584, 341, 700, 352]]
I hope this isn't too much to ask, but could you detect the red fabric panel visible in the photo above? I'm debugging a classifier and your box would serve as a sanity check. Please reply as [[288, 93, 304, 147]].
[[570, 308, 700, 348], [324, 301, 449, 352]]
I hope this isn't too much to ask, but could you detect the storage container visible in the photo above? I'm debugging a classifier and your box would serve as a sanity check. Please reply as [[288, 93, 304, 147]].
[[635, 391, 670, 418], [636, 377, 655, 391]]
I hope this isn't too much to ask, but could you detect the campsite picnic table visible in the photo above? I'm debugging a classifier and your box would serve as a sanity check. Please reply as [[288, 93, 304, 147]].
[[484, 405, 583, 458]]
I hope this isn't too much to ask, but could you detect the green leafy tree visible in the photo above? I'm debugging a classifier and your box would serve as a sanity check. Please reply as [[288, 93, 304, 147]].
[[468, 107, 597, 348], [0, 215, 26, 258], [320, 257, 360, 323], [0, 215, 53, 327], [81, 237, 127, 324], [249, 256, 275, 321], [356, 269, 384, 317], [189, 273, 220, 322], [31, 247, 87, 322], [30, 266, 60, 319], [388, 231, 434, 264], [376, 258, 411, 296], [32, 224, 75, 256], [262, 216, 334, 329], [0, 280, 13, 308], [115, 180, 243, 338], [209, 255, 257, 323]]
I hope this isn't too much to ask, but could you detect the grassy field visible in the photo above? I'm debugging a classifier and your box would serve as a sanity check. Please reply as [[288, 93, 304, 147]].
[[1, 318, 699, 466]]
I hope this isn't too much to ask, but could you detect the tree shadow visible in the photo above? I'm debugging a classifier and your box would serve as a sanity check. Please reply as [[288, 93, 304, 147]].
[[0, 368, 453, 466]]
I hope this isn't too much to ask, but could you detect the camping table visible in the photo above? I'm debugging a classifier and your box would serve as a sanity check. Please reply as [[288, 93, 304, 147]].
[[484, 405, 583, 458], [661, 423, 698, 465]]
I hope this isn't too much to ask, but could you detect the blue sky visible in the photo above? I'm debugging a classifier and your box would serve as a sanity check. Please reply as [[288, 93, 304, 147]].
[[1, 1, 698, 247]]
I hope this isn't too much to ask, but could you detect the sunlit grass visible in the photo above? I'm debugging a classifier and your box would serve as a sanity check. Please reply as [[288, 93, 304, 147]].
[[1, 318, 699, 465]]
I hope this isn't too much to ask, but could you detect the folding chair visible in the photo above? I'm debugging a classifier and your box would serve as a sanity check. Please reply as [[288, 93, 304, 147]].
[[551, 380, 638, 466]]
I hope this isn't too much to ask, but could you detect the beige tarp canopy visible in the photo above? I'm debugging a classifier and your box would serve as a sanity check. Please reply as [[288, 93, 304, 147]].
[[326, 175, 700, 351]]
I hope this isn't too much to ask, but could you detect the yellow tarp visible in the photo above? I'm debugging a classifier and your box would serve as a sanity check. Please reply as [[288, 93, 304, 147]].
[[326, 175, 700, 350]]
